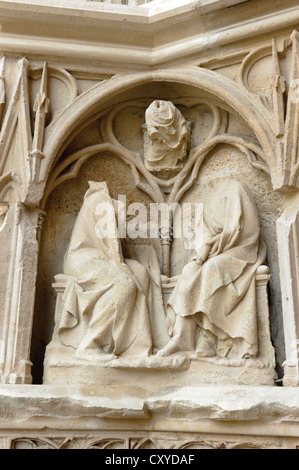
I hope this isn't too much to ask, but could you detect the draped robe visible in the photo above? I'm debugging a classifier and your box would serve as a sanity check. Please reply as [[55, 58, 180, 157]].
[[145, 100, 189, 169], [168, 179, 266, 358], [57, 181, 167, 359]]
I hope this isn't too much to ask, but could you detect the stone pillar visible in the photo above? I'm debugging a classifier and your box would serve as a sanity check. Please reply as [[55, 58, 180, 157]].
[[0, 202, 45, 384], [255, 265, 275, 361], [276, 193, 299, 386]]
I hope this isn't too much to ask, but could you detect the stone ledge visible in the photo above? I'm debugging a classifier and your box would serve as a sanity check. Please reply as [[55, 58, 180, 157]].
[[0, 385, 148, 423], [0, 385, 298, 431], [0, 0, 252, 26], [0, 0, 299, 67], [146, 386, 299, 422]]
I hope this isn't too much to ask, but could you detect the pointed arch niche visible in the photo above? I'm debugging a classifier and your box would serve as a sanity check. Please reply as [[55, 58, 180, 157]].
[[29, 70, 283, 383]]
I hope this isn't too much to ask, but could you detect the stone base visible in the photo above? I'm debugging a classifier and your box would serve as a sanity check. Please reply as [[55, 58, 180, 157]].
[[1, 384, 299, 449], [43, 344, 277, 389], [44, 264, 276, 389]]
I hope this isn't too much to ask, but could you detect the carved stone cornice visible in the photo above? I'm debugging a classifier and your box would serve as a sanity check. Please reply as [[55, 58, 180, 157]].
[[0, 0, 298, 68]]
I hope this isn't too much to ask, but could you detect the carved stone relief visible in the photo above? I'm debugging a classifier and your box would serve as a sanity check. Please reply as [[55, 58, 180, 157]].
[[2, 0, 299, 451], [7, 434, 292, 450], [0, 41, 290, 386], [40, 93, 276, 387]]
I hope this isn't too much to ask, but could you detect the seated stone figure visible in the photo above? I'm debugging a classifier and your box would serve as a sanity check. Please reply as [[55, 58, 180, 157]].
[[158, 178, 266, 360], [57, 181, 166, 361]]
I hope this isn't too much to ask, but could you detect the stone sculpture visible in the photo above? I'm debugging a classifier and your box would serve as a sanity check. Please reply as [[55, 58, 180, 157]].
[[53, 175, 265, 366], [56, 181, 168, 361], [2, 0, 299, 450], [158, 178, 266, 360], [143, 100, 190, 171]]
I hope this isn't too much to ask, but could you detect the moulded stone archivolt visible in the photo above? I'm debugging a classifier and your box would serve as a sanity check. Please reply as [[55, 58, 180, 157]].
[[0, 202, 8, 229], [40, 67, 277, 198]]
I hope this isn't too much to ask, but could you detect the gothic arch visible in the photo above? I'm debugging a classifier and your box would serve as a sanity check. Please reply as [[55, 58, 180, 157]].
[[40, 67, 276, 204]]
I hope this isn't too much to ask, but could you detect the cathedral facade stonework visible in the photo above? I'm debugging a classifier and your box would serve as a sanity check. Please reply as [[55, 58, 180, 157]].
[[1, 0, 299, 449]]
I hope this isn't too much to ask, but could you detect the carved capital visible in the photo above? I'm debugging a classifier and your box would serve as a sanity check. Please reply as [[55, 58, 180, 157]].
[[159, 226, 173, 246]]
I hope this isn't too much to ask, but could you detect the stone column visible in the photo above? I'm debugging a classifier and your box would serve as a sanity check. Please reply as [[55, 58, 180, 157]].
[[276, 193, 299, 386], [0, 202, 45, 384], [255, 265, 275, 361]]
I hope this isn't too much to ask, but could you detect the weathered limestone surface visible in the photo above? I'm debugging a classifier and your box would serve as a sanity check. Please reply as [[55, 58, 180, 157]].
[[0, 385, 299, 448], [1, 0, 299, 450], [0, 384, 299, 424]]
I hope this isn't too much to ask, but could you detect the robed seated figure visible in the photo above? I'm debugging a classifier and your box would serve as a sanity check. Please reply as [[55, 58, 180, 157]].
[[158, 178, 266, 360], [56, 181, 168, 361], [52, 177, 265, 365]]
